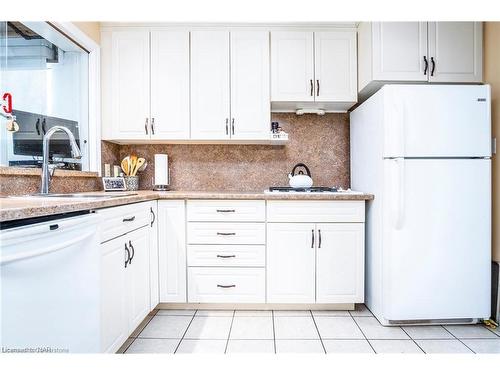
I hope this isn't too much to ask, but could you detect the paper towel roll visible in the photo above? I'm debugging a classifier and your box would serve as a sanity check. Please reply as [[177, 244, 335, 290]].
[[154, 154, 169, 188]]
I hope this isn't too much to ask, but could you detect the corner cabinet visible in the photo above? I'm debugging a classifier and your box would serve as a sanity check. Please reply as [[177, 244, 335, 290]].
[[271, 30, 357, 111], [358, 22, 483, 98], [101, 29, 190, 141]]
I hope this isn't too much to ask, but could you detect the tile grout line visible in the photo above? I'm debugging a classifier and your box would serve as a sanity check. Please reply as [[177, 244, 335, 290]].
[[174, 309, 198, 354], [400, 326, 425, 353], [123, 309, 160, 353], [224, 310, 236, 354], [271, 310, 277, 354], [441, 325, 476, 354], [349, 309, 377, 354], [309, 310, 326, 354]]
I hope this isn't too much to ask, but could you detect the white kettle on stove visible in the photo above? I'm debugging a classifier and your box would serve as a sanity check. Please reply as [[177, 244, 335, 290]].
[[288, 163, 313, 189]]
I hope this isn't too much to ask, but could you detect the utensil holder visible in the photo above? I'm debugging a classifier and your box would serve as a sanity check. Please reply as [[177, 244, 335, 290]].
[[124, 176, 139, 191]]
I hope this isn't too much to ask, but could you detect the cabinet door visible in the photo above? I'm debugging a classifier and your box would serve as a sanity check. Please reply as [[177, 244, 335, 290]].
[[101, 237, 128, 353], [230, 31, 270, 140], [267, 223, 315, 303], [271, 31, 314, 101], [148, 202, 159, 310], [316, 224, 364, 303], [428, 22, 483, 83], [314, 31, 357, 102], [191, 31, 230, 139], [103, 30, 150, 140], [126, 226, 151, 334], [158, 200, 187, 302], [372, 22, 428, 82], [150, 30, 190, 139]]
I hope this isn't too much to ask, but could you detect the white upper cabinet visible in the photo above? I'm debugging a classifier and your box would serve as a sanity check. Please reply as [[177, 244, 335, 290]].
[[271, 31, 314, 102], [427, 22, 483, 83], [314, 31, 357, 102], [102, 29, 150, 140], [371, 22, 428, 82], [271, 30, 357, 110], [150, 30, 190, 139], [230, 31, 270, 140], [358, 22, 483, 98], [190, 31, 231, 140]]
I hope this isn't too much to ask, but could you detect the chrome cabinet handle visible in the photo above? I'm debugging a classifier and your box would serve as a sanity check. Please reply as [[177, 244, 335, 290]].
[[225, 118, 229, 135], [151, 117, 155, 135], [124, 244, 130, 268], [150, 207, 156, 227], [217, 284, 236, 288], [430, 57, 436, 76], [423, 56, 428, 75], [310, 79, 314, 96], [231, 118, 235, 135], [123, 216, 135, 222], [128, 240, 135, 264], [145, 118, 149, 135], [316, 79, 320, 96], [318, 229, 322, 248], [217, 232, 236, 236], [311, 229, 315, 248], [217, 254, 236, 258], [216, 209, 235, 213]]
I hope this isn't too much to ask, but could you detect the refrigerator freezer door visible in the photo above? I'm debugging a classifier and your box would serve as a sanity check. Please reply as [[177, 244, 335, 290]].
[[383, 85, 491, 158], [382, 158, 491, 321]]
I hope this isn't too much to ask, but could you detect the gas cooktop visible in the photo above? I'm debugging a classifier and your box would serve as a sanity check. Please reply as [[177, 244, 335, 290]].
[[266, 186, 339, 193]]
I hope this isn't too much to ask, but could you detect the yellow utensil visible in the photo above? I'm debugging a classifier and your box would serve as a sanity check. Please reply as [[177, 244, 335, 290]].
[[130, 155, 137, 176], [132, 158, 146, 176], [121, 157, 130, 176]]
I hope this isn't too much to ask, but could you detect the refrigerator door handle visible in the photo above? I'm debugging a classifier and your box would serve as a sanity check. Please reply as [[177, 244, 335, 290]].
[[393, 158, 405, 230]]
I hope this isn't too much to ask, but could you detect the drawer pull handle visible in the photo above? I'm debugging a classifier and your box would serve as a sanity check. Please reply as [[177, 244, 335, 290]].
[[217, 254, 236, 258], [216, 209, 236, 213], [217, 232, 236, 236], [217, 284, 236, 288], [123, 216, 136, 222]]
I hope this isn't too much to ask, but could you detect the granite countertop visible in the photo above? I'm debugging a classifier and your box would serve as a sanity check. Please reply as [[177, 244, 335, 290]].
[[0, 190, 374, 222]]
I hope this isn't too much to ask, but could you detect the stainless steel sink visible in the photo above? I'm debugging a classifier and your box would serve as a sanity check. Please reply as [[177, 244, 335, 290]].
[[7, 192, 138, 200]]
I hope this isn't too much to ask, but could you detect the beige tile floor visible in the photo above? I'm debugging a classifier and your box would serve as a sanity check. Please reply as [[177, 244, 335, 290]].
[[123, 304, 500, 354]]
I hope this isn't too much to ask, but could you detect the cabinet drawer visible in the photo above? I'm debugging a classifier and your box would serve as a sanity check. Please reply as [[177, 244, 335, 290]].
[[187, 222, 265, 244], [187, 245, 265, 267], [188, 267, 265, 303], [187, 200, 265, 222], [267, 200, 365, 223], [98, 202, 152, 243]]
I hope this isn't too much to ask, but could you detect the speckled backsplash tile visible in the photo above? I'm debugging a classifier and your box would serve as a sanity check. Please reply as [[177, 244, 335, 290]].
[[117, 113, 350, 191]]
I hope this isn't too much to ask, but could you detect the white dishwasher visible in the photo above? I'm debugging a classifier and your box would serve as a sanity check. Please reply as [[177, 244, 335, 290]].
[[0, 212, 101, 353]]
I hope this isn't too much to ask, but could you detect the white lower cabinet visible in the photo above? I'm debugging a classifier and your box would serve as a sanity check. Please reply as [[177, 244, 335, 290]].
[[158, 200, 187, 303], [101, 235, 128, 353], [266, 201, 365, 305], [101, 225, 150, 353], [316, 223, 364, 303], [267, 223, 316, 303]]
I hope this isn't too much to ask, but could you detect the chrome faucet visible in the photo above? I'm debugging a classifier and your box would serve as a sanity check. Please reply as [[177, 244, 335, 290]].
[[40, 126, 82, 194]]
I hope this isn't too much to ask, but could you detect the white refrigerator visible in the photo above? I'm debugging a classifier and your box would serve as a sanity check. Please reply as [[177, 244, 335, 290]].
[[350, 85, 492, 325]]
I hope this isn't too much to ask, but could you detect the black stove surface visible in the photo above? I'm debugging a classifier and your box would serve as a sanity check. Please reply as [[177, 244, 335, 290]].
[[268, 186, 339, 193]]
